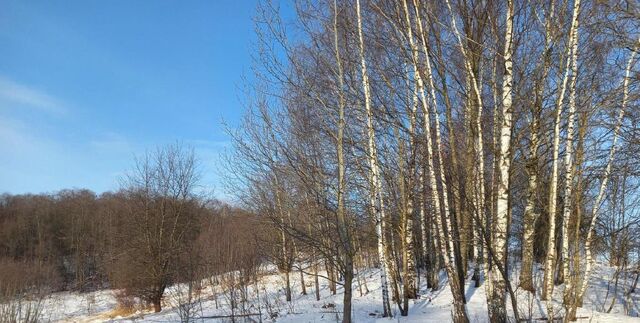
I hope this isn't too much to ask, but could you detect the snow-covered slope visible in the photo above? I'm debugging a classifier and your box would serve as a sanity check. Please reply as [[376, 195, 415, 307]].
[[39, 263, 640, 322]]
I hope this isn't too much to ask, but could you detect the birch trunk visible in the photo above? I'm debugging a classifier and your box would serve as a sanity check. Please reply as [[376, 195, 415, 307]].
[[355, 0, 392, 316], [559, 39, 580, 293], [542, 0, 581, 302], [429, 212, 441, 289], [274, 175, 292, 302], [420, 168, 428, 270], [487, 55, 499, 299], [405, 1, 469, 321], [487, 2, 514, 320], [569, 113, 587, 307], [401, 62, 420, 305], [568, 41, 638, 322], [395, 123, 417, 315], [472, 53, 486, 283]]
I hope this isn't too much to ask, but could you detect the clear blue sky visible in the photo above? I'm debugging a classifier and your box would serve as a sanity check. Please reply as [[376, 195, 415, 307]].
[[0, 1, 259, 196]]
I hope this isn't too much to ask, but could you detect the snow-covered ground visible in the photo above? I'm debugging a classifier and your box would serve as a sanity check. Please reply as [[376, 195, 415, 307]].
[[34, 263, 640, 322], [37, 290, 118, 322]]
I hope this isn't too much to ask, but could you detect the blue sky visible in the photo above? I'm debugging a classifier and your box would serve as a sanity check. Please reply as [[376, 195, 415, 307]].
[[0, 1, 260, 196]]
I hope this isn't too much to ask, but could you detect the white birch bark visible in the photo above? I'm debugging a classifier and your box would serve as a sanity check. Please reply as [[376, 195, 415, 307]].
[[412, 0, 455, 267], [395, 124, 416, 314], [491, 1, 514, 320], [402, 1, 469, 321], [273, 174, 292, 302], [571, 41, 638, 321], [542, 0, 581, 302], [473, 55, 486, 279], [420, 169, 428, 269], [406, 64, 419, 301], [560, 34, 580, 299], [355, 0, 392, 316]]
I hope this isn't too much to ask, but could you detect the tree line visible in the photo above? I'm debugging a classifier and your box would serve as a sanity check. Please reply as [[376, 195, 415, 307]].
[[0, 145, 265, 316], [226, 0, 640, 322]]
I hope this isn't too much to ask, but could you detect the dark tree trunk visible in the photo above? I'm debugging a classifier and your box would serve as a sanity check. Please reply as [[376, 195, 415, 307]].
[[285, 270, 292, 302], [314, 259, 321, 301], [300, 269, 307, 295], [342, 266, 353, 323]]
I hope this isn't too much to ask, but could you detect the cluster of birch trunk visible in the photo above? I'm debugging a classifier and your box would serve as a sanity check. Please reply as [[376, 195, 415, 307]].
[[227, 1, 640, 322]]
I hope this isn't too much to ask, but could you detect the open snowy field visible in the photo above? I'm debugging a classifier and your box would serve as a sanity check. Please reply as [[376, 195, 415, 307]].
[[33, 262, 639, 322]]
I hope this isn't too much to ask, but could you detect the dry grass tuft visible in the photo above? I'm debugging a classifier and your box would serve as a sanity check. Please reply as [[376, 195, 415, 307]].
[[104, 305, 138, 319]]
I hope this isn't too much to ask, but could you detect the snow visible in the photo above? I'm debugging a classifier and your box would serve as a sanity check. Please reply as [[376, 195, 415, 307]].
[[38, 290, 118, 322], [34, 263, 640, 322]]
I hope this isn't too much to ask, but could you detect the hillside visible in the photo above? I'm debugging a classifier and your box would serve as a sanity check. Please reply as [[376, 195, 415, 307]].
[[34, 263, 639, 322]]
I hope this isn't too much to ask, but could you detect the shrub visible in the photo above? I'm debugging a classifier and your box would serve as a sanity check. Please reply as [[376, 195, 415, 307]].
[[0, 259, 60, 323]]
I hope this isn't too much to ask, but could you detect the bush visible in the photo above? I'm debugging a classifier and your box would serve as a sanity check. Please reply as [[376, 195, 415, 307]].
[[0, 259, 60, 323]]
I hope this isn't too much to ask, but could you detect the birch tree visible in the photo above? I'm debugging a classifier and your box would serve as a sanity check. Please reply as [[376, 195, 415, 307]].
[[542, 0, 581, 302], [490, 0, 514, 320], [402, 0, 469, 321], [567, 38, 639, 322], [355, 0, 392, 316]]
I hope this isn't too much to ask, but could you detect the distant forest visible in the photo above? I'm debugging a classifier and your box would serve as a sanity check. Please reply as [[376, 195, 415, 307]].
[[0, 145, 265, 313]]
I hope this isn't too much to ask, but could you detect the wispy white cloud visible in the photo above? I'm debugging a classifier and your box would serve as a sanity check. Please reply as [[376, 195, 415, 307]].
[[0, 76, 68, 115], [0, 114, 137, 193], [0, 116, 53, 156], [0, 115, 68, 193]]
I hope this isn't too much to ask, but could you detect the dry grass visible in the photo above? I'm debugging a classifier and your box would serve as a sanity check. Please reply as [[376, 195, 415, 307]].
[[104, 304, 138, 319]]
